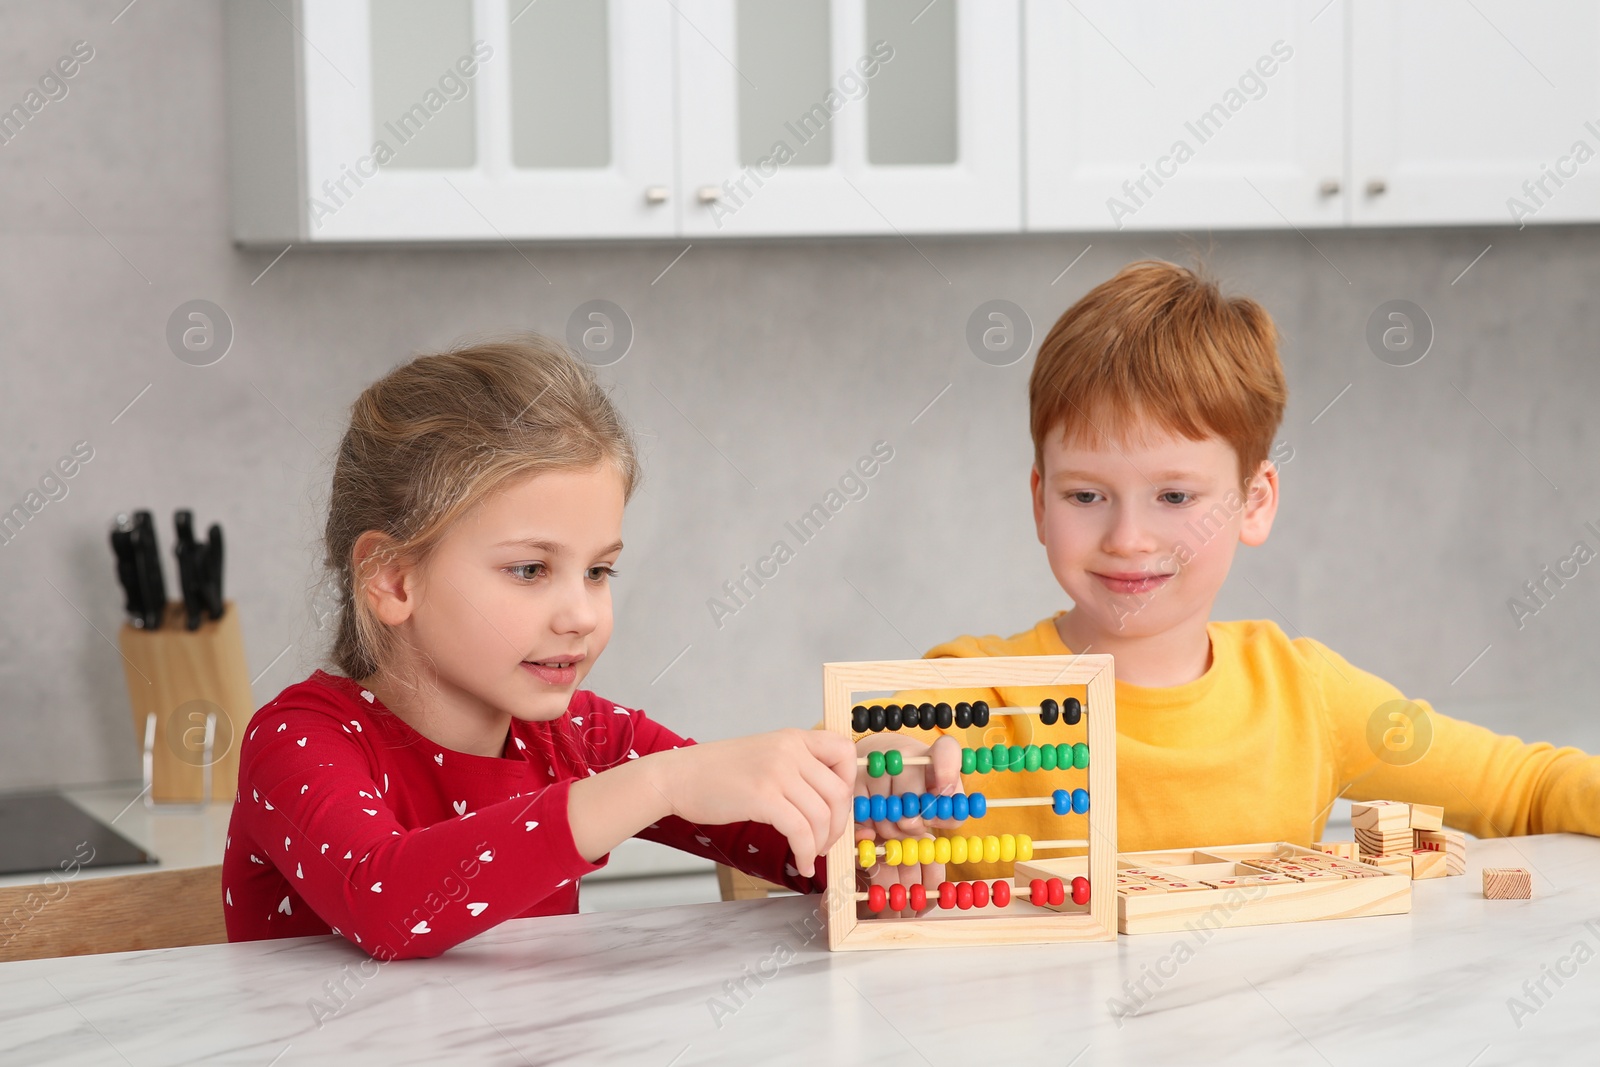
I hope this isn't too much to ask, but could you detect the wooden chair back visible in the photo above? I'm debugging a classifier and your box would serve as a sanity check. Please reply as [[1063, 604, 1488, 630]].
[[715, 863, 784, 901], [0, 864, 227, 963]]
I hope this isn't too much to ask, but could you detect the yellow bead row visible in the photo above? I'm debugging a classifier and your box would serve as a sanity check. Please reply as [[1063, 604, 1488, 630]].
[[859, 834, 1034, 868]]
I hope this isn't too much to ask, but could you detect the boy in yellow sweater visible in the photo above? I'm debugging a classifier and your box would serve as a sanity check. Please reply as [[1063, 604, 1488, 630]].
[[868, 259, 1600, 889]]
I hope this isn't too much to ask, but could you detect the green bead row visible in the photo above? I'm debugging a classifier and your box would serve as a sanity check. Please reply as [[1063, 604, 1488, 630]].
[[865, 749, 907, 778], [959, 742, 1088, 774], [868, 742, 1089, 778]]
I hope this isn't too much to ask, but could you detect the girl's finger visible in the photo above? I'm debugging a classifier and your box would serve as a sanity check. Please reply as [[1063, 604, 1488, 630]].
[[783, 775, 834, 871], [927, 736, 964, 794], [808, 730, 860, 789], [767, 804, 820, 879], [798, 754, 855, 853]]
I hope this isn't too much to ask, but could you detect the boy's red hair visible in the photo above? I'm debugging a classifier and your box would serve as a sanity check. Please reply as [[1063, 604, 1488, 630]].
[[1029, 260, 1287, 485]]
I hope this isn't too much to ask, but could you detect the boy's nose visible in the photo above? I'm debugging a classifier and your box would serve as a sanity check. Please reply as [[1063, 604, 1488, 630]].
[[1101, 506, 1158, 556]]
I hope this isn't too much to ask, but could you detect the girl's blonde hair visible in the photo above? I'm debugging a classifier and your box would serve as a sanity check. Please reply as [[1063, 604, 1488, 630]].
[[324, 335, 639, 685]]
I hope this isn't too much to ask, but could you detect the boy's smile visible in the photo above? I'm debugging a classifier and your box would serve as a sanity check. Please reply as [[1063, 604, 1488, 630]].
[[1032, 416, 1278, 686]]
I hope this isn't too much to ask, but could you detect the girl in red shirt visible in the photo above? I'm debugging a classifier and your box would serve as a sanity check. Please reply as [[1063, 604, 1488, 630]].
[[223, 337, 864, 959]]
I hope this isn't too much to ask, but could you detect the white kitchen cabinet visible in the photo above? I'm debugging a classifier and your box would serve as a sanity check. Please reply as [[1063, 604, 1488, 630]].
[[1024, 0, 1346, 232], [226, 0, 678, 243], [674, 0, 1021, 237], [228, 0, 1019, 243], [227, 0, 1600, 242], [1350, 0, 1600, 226]]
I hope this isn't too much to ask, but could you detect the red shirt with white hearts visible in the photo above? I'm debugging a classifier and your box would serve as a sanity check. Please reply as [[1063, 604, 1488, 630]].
[[223, 670, 823, 959]]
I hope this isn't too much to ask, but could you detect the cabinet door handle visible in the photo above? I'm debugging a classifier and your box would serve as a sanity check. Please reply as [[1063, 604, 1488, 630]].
[[644, 186, 669, 205], [696, 185, 722, 204], [1366, 178, 1388, 196], [1319, 179, 1341, 197]]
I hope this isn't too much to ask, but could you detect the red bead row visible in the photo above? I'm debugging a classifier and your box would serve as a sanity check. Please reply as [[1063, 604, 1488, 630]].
[[865, 875, 1090, 913]]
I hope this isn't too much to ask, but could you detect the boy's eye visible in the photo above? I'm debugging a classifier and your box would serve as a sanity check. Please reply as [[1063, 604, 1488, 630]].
[[1067, 491, 1101, 505], [587, 566, 618, 582], [1159, 491, 1193, 505], [508, 563, 546, 581]]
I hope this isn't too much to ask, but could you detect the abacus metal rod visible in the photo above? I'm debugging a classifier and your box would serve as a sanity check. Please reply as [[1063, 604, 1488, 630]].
[[983, 796, 1081, 808]]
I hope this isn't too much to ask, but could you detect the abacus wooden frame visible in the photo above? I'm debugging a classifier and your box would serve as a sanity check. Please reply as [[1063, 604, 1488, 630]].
[[823, 654, 1117, 950]]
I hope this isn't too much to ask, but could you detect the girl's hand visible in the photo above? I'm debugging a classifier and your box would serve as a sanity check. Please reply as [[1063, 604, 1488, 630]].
[[645, 729, 857, 878], [852, 733, 963, 914]]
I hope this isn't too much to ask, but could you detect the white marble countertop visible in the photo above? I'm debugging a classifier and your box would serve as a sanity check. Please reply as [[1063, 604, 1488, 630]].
[[0, 833, 1590, 1065]]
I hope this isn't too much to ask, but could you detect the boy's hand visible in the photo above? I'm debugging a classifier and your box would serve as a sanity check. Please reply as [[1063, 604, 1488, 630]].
[[852, 733, 963, 915], [647, 729, 857, 878]]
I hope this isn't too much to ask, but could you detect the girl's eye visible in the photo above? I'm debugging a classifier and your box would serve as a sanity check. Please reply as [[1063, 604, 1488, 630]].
[[508, 563, 546, 581], [1159, 491, 1193, 506], [587, 566, 618, 582]]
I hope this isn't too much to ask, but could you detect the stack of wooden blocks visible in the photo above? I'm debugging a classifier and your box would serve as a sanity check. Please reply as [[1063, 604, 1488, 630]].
[[1339, 800, 1465, 880]]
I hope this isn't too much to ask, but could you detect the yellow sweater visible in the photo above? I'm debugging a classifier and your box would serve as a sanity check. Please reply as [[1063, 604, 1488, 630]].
[[895, 614, 1600, 882]]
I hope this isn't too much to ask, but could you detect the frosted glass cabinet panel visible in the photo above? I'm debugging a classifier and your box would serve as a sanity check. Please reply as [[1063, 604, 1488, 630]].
[[736, 1, 835, 168], [509, 0, 614, 169], [676, 0, 1021, 236], [369, 0, 479, 169], [865, 0, 958, 166]]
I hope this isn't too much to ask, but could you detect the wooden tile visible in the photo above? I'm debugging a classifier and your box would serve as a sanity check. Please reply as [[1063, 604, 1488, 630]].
[[1483, 867, 1531, 899]]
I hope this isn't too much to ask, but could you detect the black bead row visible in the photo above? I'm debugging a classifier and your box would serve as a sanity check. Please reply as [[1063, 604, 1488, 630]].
[[850, 696, 1083, 733], [1038, 697, 1084, 726], [851, 701, 989, 733]]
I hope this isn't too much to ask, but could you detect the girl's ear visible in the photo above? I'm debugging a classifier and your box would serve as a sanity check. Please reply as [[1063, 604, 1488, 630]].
[[353, 530, 416, 626], [1239, 459, 1280, 547]]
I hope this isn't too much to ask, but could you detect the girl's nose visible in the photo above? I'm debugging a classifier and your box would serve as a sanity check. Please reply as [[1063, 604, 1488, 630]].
[[551, 577, 599, 635]]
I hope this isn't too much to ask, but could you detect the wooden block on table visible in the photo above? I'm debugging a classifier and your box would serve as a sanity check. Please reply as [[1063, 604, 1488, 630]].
[[1483, 867, 1531, 899], [1351, 800, 1411, 831], [1315, 841, 1358, 859], [1416, 830, 1466, 875], [1152, 880, 1212, 893], [1409, 804, 1444, 832], [1356, 827, 1414, 856], [1410, 850, 1449, 880], [1117, 882, 1168, 896], [1360, 853, 1413, 877]]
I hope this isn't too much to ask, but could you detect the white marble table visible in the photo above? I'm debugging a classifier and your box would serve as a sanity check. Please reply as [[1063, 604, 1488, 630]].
[[1, 834, 1591, 1066]]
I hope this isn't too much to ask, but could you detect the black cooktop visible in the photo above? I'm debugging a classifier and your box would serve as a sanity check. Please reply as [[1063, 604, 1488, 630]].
[[0, 791, 156, 877]]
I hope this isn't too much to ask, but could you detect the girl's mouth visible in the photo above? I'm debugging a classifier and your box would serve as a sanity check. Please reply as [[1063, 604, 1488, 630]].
[[520, 657, 581, 686]]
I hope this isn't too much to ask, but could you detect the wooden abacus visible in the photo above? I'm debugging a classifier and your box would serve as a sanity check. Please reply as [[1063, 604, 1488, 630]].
[[823, 654, 1117, 951]]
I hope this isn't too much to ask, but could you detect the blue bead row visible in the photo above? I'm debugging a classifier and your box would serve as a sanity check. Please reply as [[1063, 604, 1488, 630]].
[[1051, 788, 1091, 815], [854, 791, 988, 823]]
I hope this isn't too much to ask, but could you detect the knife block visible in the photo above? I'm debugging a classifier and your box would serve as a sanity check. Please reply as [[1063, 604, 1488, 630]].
[[117, 601, 253, 804]]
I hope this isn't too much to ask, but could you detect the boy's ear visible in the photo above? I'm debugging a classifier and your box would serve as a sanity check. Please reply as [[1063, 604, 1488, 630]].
[[353, 530, 417, 626], [1030, 464, 1047, 545], [1239, 460, 1280, 547]]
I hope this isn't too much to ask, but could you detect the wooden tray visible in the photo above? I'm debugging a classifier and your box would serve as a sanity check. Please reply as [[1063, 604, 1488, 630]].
[[1016, 842, 1411, 935]]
